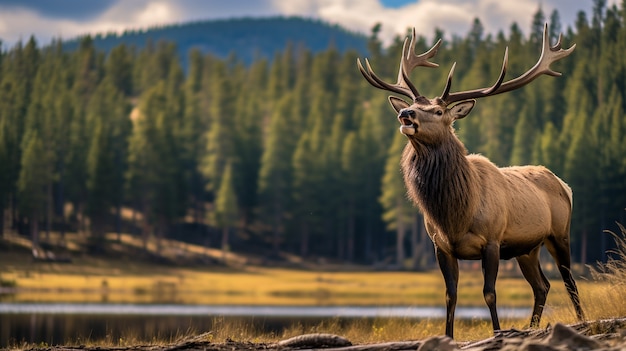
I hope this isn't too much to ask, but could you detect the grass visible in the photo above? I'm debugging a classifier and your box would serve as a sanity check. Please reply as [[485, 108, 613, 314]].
[[2, 225, 626, 347], [0, 232, 590, 308]]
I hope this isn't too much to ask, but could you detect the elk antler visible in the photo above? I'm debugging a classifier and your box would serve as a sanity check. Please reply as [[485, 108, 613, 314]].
[[357, 28, 441, 101], [440, 23, 576, 105]]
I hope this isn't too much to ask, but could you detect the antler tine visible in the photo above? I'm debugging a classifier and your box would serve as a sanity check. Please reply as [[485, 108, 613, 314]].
[[403, 29, 441, 71], [357, 28, 441, 101], [357, 58, 386, 90], [357, 57, 414, 98], [440, 62, 456, 101], [442, 22, 575, 105], [482, 47, 508, 94]]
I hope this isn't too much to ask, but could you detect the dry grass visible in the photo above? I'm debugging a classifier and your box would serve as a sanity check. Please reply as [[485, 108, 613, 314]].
[[3, 225, 626, 347], [0, 231, 590, 309]]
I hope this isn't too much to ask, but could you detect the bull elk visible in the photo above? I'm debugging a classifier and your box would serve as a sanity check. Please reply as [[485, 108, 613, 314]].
[[357, 23, 585, 338]]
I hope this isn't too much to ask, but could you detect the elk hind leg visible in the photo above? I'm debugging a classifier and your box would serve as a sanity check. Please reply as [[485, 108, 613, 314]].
[[545, 236, 585, 321], [516, 246, 550, 328]]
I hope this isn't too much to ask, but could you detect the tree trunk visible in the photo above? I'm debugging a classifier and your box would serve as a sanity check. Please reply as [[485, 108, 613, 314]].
[[300, 222, 309, 258], [272, 199, 281, 254], [346, 201, 355, 262], [581, 229, 587, 264], [115, 204, 122, 242], [410, 213, 419, 269], [31, 210, 39, 249], [45, 183, 52, 240], [0, 206, 5, 237], [396, 217, 405, 267], [221, 226, 229, 262], [336, 227, 345, 261]]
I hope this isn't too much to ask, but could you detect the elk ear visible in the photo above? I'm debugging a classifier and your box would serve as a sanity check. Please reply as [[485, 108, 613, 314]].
[[449, 100, 475, 120], [388, 96, 410, 114]]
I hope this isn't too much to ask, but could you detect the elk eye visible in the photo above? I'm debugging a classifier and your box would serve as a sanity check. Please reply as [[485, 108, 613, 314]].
[[435, 110, 443, 116]]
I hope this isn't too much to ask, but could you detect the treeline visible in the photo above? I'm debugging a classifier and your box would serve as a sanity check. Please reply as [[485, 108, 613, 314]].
[[1, 3, 625, 265]]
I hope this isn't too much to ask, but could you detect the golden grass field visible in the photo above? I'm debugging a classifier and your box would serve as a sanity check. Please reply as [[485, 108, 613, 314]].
[[1, 228, 625, 345]]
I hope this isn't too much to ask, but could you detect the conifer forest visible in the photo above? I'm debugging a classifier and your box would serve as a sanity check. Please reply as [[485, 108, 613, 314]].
[[1, 3, 625, 266]]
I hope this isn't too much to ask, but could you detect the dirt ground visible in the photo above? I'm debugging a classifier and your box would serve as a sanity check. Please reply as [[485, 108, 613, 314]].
[[23, 318, 626, 351]]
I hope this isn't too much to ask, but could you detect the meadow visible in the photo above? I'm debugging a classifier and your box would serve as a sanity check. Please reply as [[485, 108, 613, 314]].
[[1, 226, 625, 346]]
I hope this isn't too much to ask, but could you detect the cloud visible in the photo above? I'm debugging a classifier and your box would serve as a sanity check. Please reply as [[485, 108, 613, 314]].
[[272, 0, 618, 45], [0, 0, 117, 20], [0, 0, 620, 49]]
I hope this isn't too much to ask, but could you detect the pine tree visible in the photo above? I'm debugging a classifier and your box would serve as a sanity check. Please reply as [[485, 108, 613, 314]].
[[17, 130, 54, 247], [379, 131, 413, 267], [201, 60, 235, 194], [231, 59, 267, 228], [257, 94, 298, 254], [181, 49, 209, 228], [214, 162, 238, 261], [67, 36, 103, 235], [85, 79, 131, 242]]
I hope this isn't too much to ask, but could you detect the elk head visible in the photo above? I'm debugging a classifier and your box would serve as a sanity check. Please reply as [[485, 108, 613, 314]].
[[357, 24, 575, 145]]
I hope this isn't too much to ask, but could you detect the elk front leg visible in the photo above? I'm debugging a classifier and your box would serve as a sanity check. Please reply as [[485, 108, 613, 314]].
[[436, 247, 459, 338], [482, 242, 501, 332]]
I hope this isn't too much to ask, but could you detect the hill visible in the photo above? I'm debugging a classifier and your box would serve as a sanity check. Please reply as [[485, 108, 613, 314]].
[[62, 16, 369, 64]]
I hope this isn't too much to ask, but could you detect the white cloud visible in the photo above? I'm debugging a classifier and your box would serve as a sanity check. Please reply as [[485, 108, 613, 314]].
[[272, 0, 619, 44], [0, 0, 620, 49]]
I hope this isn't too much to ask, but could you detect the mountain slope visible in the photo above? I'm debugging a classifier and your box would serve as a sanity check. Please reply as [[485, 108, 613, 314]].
[[63, 16, 369, 63]]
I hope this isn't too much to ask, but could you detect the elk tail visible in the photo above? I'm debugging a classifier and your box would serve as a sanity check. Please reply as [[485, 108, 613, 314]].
[[556, 176, 573, 211]]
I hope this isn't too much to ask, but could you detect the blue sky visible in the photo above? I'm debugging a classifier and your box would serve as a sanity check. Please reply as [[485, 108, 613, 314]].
[[0, 0, 617, 49], [380, 0, 416, 8]]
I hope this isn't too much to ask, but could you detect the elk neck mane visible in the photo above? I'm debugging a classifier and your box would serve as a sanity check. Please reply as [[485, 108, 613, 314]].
[[401, 134, 479, 238]]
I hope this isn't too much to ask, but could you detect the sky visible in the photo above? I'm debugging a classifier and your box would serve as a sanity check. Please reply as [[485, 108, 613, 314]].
[[0, 0, 618, 49]]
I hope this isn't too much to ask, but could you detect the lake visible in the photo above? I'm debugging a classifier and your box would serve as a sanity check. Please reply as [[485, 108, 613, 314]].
[[0, 303, 531, 346]]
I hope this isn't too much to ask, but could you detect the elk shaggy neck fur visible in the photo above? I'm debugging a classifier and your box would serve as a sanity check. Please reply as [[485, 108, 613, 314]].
[[401, 132, 478, 239]]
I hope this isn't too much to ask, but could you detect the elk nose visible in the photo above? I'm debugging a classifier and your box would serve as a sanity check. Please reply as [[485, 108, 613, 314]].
[[398, 109, 415, 118]]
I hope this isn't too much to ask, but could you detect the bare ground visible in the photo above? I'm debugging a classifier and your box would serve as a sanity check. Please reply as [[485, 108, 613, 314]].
[[22, 317, 626, 351]]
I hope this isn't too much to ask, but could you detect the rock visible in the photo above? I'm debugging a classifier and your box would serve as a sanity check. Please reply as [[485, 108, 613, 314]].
[[277, 333, 352, 348], [417, 336, 458, 351], [544, 323, 602, 350]]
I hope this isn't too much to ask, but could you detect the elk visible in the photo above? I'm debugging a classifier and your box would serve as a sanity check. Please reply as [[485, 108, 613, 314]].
[[357, 23, 585, 338]]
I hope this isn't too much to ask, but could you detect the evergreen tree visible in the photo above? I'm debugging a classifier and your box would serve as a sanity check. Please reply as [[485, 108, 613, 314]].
[[201, 60, 235, 194], [17, 131, 54, 247], [67, 36, 103, 234], [257, 94, 298, 253], [214, 162, 239, 261], [85, 79, 131, 241], [379, 132, 413, 266], [231, 59, 267, 228], [182, 49, 209, 228]]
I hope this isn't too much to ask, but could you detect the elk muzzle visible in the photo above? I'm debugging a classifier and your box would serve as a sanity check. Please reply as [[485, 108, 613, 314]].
[[398, 109, 417, 136]]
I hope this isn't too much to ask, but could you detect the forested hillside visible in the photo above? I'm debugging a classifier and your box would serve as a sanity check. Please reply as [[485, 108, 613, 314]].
[[0, 3, 624, 265], [62, 16, 369, 65]]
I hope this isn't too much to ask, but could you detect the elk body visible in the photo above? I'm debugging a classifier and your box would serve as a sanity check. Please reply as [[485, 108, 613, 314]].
[[358, 24, 585, 338]]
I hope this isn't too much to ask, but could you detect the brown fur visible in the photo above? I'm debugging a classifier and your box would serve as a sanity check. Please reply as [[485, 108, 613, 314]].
[[389, 97, 584, 338], [401, 126, 572, 261]]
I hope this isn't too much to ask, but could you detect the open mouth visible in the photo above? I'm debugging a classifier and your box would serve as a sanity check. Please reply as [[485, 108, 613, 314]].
[[399, 118, 416, 135]]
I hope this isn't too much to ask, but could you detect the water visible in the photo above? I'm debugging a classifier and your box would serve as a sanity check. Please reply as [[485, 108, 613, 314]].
[[0, 303, 530, 346]]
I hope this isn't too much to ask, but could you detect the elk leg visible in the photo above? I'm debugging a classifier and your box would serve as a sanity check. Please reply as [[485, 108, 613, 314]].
[[482, 242, 501, 332], [516, 246, 550, 328], [545, 237, 586, 321], [436, 247, 459, 338]]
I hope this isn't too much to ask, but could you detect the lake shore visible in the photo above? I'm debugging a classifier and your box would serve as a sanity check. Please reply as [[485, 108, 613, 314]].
[[19, 317, 626, 351]]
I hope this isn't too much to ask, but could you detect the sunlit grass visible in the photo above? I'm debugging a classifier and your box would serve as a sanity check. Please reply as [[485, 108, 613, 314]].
[[2, 260, 585, 308], [3, 226, 626, 348], [0, 232, 589, 309]]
